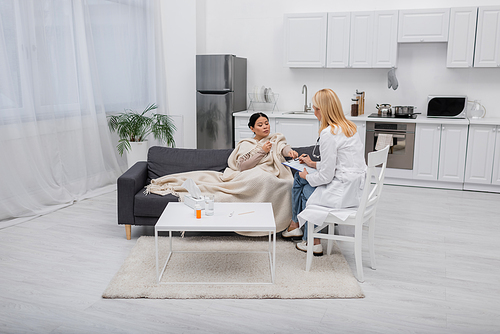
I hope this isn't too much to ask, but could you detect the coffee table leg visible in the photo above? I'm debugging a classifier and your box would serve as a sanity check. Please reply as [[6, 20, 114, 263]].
[[272, 231, 276, 283], [155, 228, 159, 283], [169, 231, 172, 252]]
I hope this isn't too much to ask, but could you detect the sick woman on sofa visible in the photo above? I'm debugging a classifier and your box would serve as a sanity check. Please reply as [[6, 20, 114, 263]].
[[229, 112, 298, 173], [281, 89, 367, 256], [145, 112, 298, 236]]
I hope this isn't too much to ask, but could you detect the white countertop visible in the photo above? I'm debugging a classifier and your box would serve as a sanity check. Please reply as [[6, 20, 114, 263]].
[[346, 113, 470, 125], [234, 110, 317, 120], [468, 117, 500, 125], [235, 110, 500, 125]]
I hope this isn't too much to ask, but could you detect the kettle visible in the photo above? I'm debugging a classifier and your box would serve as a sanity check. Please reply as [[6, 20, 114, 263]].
[[376, 103, 392, 115], [469, 100, 486, 119]]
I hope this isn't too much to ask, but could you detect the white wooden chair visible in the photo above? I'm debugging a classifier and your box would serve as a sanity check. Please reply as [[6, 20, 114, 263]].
[[305, 145, 389, 282]]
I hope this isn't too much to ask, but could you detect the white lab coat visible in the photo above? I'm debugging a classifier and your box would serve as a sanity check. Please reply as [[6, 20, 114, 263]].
[[299, 125, 366, 227]]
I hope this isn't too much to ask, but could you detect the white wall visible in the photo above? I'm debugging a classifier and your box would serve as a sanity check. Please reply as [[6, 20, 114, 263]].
[[161, 0, 197, 148], [200, 0, 500, 118]]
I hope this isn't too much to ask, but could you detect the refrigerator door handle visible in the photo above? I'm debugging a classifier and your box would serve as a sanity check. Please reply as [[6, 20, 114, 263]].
[[198, 89, 232, 94]]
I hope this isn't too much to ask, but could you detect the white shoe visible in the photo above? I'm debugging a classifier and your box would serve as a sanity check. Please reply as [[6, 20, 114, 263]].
[[282, 227, 303, 238], [296, 240, 323, 256]]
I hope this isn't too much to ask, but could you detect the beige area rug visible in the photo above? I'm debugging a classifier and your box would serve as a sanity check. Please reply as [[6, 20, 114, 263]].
[[102, 235, 364, 299]]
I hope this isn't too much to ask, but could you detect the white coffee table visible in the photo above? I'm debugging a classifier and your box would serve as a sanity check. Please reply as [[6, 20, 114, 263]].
[[155, 202, 276, 285]]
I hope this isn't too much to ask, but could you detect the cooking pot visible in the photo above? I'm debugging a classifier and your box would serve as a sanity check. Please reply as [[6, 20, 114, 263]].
[[376, 103, 392, 115], [393, 105, 421, 118]]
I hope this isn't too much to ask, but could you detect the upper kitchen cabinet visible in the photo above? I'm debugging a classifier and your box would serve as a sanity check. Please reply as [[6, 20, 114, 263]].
[[447, 7, 478, 68], [284, 13, 327, 68], [474, 6, 500, 68], [285, 10, 397, 68], [398, 8, 450, 43], [326, 12, 351, 68], [349, 11, 373, 68], [336, 10, 398, 68], [372, 10, 399, 68]]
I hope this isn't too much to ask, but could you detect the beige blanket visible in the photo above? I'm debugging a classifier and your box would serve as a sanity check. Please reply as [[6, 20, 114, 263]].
[[145, 133, 293, 236]]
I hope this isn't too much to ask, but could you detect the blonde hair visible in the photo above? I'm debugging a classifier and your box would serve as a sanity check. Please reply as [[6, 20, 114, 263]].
[[312, 88, 357, 137]]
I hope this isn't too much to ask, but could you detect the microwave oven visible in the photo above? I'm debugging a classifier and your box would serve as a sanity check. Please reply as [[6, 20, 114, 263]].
[[427, 96, 468, 118]]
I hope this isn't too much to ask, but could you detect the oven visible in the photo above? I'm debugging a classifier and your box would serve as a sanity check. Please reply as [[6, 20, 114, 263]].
[[365, 121, 415, 170]]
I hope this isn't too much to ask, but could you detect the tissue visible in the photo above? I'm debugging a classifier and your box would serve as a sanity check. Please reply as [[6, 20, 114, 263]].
[[182, 179, 202, 199], [182, 179, 205, 210]]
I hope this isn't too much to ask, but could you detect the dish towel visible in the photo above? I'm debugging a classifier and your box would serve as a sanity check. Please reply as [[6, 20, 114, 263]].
[[375, 134, 393, 151]]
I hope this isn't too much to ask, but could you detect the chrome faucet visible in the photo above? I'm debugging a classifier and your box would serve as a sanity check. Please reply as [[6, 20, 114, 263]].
[[302, 85, 311, 112]]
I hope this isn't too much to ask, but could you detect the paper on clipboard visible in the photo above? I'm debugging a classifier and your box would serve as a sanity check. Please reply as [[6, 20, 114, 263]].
[[282, 159, 317, 174]]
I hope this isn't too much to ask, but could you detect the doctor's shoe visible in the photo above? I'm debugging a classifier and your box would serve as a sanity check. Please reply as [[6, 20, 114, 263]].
[[296, 241, 323, 256], [282, 227, 303, 239]]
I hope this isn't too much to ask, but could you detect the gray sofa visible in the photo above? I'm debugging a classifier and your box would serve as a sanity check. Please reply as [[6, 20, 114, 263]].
[[117, 145, 315, 239]]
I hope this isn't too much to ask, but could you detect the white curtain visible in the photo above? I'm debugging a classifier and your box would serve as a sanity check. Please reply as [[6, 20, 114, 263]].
[[0, 0, 164, 224]]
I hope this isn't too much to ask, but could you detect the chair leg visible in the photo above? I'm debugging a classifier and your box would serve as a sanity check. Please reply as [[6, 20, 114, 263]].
[[327, 224, 334, 255], [354, 224, 364, 282], [305, 223, 314, 272], [368, 217, 376, 270], [125, 225, 131, 240]]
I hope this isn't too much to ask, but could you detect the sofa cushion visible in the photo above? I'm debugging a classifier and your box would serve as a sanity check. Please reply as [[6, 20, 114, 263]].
[[134, 191, 179, 217], [147, 146, 233, 180]]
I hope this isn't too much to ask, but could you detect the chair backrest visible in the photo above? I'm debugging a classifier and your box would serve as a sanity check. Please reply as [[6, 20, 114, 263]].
[[356, 145, 389, 218]]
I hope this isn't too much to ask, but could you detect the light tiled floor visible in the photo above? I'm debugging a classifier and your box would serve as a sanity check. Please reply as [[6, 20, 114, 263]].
[[0, 185, 499, 333]]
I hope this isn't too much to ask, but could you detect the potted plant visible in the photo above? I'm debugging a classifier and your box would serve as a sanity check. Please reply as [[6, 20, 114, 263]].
[[107, 103, 176, 167]]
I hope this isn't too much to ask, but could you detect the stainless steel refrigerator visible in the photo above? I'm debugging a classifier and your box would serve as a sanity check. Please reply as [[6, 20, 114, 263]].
[[196, 54, 247, 149]]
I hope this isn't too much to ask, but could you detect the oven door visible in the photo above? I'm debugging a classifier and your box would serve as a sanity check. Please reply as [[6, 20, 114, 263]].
[[365, 122, 415, 170]]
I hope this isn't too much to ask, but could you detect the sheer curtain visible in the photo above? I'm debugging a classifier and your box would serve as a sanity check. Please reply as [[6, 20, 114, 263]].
[[0, 0, 164, 225]]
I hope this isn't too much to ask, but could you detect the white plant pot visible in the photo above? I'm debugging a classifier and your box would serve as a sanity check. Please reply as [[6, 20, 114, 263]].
[[126, 141, 149, 168]]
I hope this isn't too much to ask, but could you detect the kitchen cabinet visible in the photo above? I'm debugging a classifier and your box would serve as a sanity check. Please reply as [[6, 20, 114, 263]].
[[275, 118, 319, 147], [372, 10, 399, 68], [349, 11, 373, 68], [413, 123, 468, 183], [234, 115, 254, 144], [465, 125, 496, 184], [284, 13, 327, 68], [447, 7, 478, 68], [398, 8, 450, 43], [413, 124, 441, 180], [351, 120, 366, 148], [474, 6, 500, 68], [465, 124, 500, 188], [346, 10, 398, 68], [438, 124, 468, 182], [326, 12, 351, 68], [286, 10, 397, 68], [493, 127, 500, 185]]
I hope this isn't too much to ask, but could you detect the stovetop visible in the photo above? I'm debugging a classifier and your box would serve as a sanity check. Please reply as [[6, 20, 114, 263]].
[[367, 113, 418, 119]]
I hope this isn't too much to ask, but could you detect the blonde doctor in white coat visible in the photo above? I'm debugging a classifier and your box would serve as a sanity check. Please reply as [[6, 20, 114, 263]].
[[282, 88, 367, 255]]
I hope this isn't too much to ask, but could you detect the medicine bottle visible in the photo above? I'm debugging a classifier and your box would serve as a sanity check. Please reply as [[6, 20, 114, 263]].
[[195, 203, 201, 219]]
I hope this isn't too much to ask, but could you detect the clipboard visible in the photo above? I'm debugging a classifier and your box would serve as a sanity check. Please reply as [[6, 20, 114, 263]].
[[282, 159, 316, 174]]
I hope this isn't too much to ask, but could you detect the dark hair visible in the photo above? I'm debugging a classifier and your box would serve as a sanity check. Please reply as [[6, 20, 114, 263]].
[[248, 112, 268, 128]]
